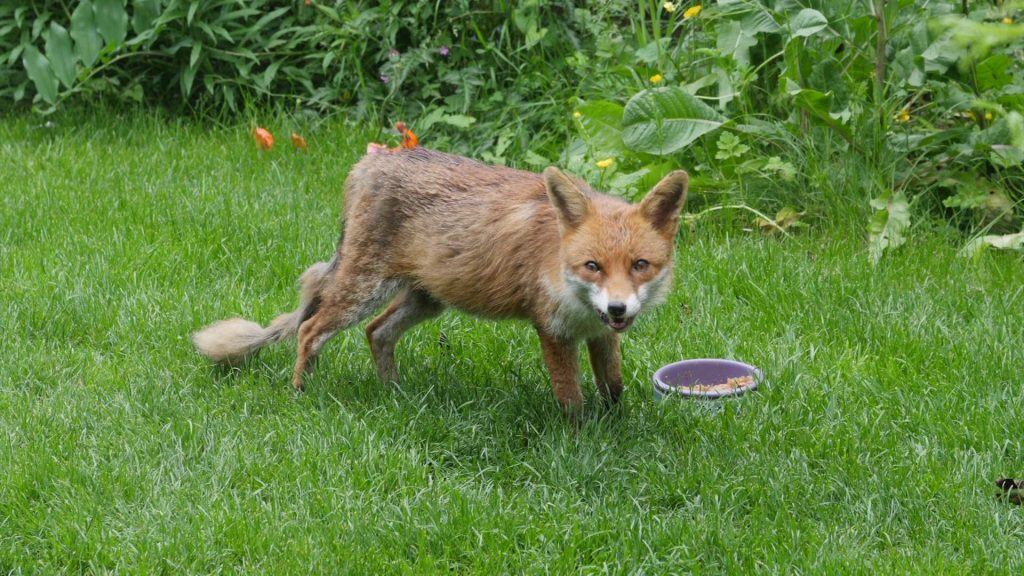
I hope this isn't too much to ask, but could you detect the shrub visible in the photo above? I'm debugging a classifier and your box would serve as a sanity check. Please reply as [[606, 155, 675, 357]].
[[3, 1, 1023, 258]]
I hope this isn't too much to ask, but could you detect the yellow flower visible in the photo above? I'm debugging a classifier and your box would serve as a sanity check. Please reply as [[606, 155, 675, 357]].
[[650, 74, 664, 84], [1003, 17, 1014, 24], [573, 111, 582, 119], [683, 4, 702, 19], [596, 158, 615, 169], [664, 2, 676, 12], [965, 110, 977, 121], [985, 111, 994, 121], [895, 109, 910, 123]]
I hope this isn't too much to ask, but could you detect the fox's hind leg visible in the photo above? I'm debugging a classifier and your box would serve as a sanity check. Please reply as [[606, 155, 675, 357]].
[[365, 288, 445, 383], [292, 260, 402, 392]]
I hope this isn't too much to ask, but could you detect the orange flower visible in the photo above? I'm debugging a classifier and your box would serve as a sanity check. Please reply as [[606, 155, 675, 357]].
[[252, 127, 274, 150], [395, 121, 419, 149], [291, 132, 309, 151]]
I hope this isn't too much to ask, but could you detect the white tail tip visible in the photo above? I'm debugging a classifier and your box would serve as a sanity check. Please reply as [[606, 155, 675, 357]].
[[191, 318, 268, 365]]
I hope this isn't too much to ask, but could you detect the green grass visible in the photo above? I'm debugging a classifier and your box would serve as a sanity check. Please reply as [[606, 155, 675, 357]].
[[2, 111, 1024, 574]]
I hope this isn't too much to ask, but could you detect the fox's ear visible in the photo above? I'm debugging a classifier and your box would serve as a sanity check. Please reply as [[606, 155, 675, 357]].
[[640, 170, 689, 233], [544, 167, 591, 230]]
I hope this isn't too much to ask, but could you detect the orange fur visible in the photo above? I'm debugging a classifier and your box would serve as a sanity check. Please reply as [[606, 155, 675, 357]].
[[192, 147, 688, 417]]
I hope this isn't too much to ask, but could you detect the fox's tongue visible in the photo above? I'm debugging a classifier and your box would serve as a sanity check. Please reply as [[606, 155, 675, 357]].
[[609, 318, 630, 331]]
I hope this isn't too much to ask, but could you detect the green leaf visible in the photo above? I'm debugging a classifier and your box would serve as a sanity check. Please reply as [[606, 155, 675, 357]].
[[931, 15, 1024, 62], [867, 193, 910, 263], [718, 20, 757, 66], [438, 114, 476, 128], [921, 33, 962, 74], [22, 45, 59, 104], [975, 54, 1013, 92], [93, 0, 128, 46], [124, 83, 144, 102], [259, 60, 282, 90], [714, 131, 749, 160], [715, 67, 735, 110], [961, 231, 1024, 257], [789, 9, 828, 38], [609, 167, 651, 197], [46, 22, 76, 88], [741, 9, 781, 34], [754, 206, 806, 234], [784, 79, 853, 142], [635, 161, 680, 194], [71, 0, 103, 67], [764, 156, 796, 181], [942, 178, 992, 209], [635, 38, 670, 65], [420, 108, 478, 130], [131, 0, 160, 34], [522, 150, 549, 167], [576, 100, 625, 156], [182, 61, 198, 96], [622, 87, 727, 156]]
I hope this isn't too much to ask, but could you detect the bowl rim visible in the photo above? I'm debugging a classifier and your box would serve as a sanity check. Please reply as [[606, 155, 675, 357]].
[[653, 358, 762, 399]]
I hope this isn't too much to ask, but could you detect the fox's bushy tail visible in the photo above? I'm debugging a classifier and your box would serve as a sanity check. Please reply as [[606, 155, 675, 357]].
[[192, 260, 333, 364]]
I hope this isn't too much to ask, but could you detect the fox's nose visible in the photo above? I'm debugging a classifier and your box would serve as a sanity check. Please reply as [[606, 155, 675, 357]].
[[607, 301, 627, 318]]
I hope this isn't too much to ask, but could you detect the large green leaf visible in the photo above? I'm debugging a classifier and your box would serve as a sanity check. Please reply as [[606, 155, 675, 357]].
[[868, 193, 910, 263], [961, 231, 1024, 258], [576, 100, 625, 156], [622, 87, 727, 156], [22, 46, 59, 104], [46, 22, 76, 88], [784, 78, 853, 142], [975, 54, 1013, 92], [741, 9, 781, 35], [718, 20, 757, 66], [131, 0, 161, 33], [94, 0, 128, 46], [70, 0, 103, 67], [789, 9, 828, 38]]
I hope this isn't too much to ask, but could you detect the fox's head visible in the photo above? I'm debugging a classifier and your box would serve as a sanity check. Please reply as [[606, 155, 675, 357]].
[[544, 167, 689, 333]]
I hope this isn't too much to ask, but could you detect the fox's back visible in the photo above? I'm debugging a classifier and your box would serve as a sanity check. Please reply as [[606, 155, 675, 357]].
[[341, 148, 563, 318], [345, 147, 547, 215]]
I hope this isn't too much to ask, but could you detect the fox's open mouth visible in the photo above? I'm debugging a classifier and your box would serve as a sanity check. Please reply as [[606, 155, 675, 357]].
[[597, 310, 635, 332]]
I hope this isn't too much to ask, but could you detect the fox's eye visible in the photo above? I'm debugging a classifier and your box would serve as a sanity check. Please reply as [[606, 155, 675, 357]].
[[633, 259, 650, 273], [584, 261, 601, 272]]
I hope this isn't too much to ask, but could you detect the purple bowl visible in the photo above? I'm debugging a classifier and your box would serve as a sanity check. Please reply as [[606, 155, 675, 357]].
[[653, 358, 761, 400]]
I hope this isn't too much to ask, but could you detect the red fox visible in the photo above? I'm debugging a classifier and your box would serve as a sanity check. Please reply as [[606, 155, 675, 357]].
[[192, 147, 688, 416]]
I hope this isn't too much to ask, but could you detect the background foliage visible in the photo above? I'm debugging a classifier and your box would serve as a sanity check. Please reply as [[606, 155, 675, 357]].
[[3, 0, 1023, 257]]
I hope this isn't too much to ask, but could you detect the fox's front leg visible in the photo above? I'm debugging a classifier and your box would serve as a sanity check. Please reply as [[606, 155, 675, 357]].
[[587, 333, 623, 406], [536, 329, 583, 418]]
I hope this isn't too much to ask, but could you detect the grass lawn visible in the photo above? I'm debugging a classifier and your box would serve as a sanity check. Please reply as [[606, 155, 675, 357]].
[[2, 112, 1024, 573]]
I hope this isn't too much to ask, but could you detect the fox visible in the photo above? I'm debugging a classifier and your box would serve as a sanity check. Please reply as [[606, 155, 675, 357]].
[[192, 146, 688, 416]]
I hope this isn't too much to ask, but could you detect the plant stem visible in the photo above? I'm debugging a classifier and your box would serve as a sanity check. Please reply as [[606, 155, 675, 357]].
[[686, 204, 793, 237], [873, 0, 886, 97]]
